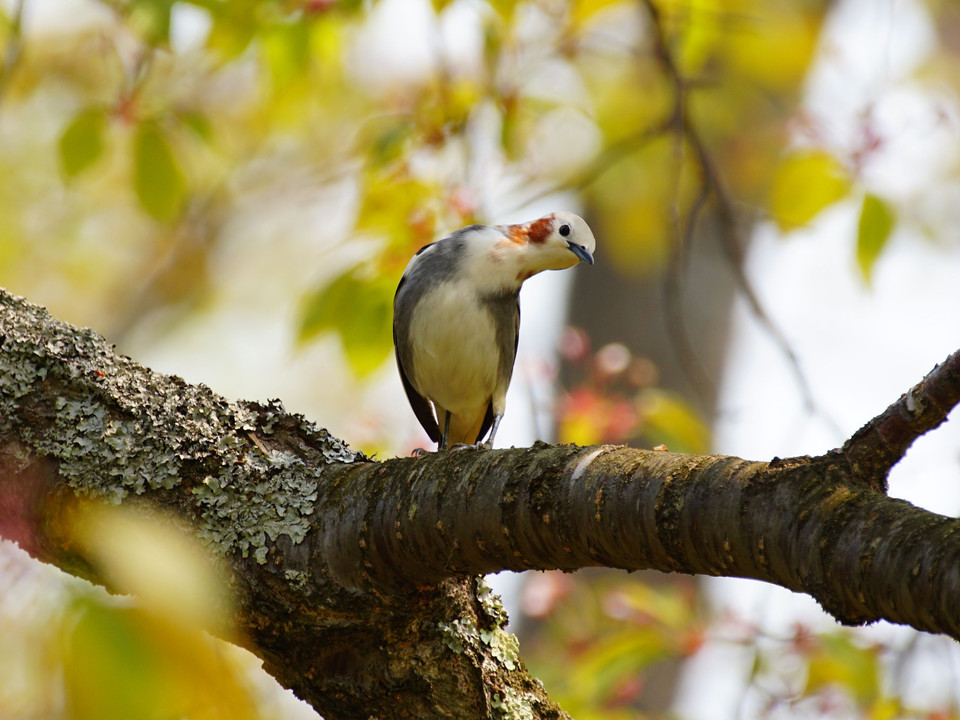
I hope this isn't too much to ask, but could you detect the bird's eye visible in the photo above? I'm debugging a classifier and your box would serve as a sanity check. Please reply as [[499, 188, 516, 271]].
[[559, 224, 571, 237]]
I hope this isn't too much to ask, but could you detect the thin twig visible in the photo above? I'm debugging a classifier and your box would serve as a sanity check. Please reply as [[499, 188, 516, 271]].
[[663, 172, 715, 406], [650, 0, 718, 409]]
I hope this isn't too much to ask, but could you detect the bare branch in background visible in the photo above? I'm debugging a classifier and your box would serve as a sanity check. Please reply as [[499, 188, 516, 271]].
[[663, 168, 715, 405], [639, 0, 842, 433]]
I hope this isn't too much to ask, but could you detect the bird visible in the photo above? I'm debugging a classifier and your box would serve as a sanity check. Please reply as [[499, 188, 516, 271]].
[[393, 211, 596, 450]]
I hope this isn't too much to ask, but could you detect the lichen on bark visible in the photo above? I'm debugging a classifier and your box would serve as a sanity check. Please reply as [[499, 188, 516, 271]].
[[0, 289, 361, 563]]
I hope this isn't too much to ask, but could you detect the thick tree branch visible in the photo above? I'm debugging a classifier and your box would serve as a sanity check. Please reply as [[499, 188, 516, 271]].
[[2, 288, 960, 720], [0, 289, 565, 720]]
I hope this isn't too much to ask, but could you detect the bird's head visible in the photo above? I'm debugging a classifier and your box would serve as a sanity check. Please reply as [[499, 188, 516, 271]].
[[503, 211, 596, 275]]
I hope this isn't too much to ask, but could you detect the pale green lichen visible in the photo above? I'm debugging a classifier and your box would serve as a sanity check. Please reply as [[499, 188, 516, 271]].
[[438, 611, 520, 672], [30, 397, 182, 503], [284, 568, 312, 589], [439, 578, 520, 669], [192, 449, 322, 563], [490, 688, 535, 720], [0, 289, 361, 563], [480, 627, 519, 671], [477, 576, 509, 626], [438, 617, 480, 654]]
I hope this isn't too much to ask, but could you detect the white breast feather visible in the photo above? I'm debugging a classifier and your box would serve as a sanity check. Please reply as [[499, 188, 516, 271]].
[[409, 280, 500, 414]]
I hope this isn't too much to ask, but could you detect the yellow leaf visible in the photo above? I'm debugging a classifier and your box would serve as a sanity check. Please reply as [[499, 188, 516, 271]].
[[559, 411, 604, 447], [769, 150, 850, 231], [70, 504, 231, 632], [726, 3, 818, 88], [636, 390, 710, 454], [804, 634, 879, 705], [673, 0, 723, 76], [262, 20, 311, 86], [355, 168, 444, 251], [62, 597, 259, 720], [868, 697, 902, 720], [571, 0, 627, 25], [856, 193, 895, 285], [614, 582, 693, 629]]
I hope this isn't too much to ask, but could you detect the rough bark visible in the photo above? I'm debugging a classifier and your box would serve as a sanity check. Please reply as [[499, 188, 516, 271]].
[[2, 287, 960, 719]]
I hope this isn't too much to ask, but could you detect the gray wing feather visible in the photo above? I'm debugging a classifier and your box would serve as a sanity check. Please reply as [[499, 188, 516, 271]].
[[393, 274, 441, 442], [475, 294, 519, 443]]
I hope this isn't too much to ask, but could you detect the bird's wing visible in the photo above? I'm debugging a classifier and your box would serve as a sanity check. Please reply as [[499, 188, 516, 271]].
[[393, 275, 441, 443], [474, 298, 520, 444]]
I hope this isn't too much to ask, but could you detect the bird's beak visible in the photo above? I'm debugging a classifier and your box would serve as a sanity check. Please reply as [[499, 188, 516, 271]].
[[567, 242, 594, 265]]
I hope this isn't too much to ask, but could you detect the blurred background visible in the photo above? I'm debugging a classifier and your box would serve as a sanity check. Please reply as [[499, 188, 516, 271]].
[[2, 0, 960, 717]]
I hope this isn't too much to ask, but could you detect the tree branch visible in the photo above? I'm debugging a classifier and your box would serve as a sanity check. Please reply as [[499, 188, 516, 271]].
[[2, 287, 960, 720], [840, 349, 960, 492]]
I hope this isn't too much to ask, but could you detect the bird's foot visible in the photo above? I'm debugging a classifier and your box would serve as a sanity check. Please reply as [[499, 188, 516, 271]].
[[410, 447, 432, 457]]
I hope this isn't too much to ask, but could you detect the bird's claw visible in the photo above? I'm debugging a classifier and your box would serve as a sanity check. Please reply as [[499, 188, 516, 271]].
[[411, 447, 431, 457]]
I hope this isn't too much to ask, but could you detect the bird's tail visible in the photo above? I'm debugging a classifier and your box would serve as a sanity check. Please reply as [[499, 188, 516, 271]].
[[436, 404, 489, 446]]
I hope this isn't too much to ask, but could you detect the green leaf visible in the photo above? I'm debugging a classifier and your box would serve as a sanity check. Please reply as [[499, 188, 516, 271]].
[[62, 599, 166, 720], [770, 150, 850, 231], [263, 20, 311, 84], [59, 108, 107, 179], [61, 594, 260, 720], [364, 118, 414, 168], [133, 120, 186, 223], [299, 267, 395, 377], [573, 628, 669, 702], [177, 111, 213, 142], [206, 12, 257, 59], [856, 193, 894, 284], [129, 0, 174, 45]]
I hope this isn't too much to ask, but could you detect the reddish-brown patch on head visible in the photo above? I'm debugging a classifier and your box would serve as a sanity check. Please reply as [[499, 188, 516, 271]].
[[505, 215, 553, 245], [524, 216, 553, 245]]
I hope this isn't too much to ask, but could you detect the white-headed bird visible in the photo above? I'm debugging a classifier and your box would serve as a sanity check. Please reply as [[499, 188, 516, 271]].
[[393, 212, 596, 450]]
